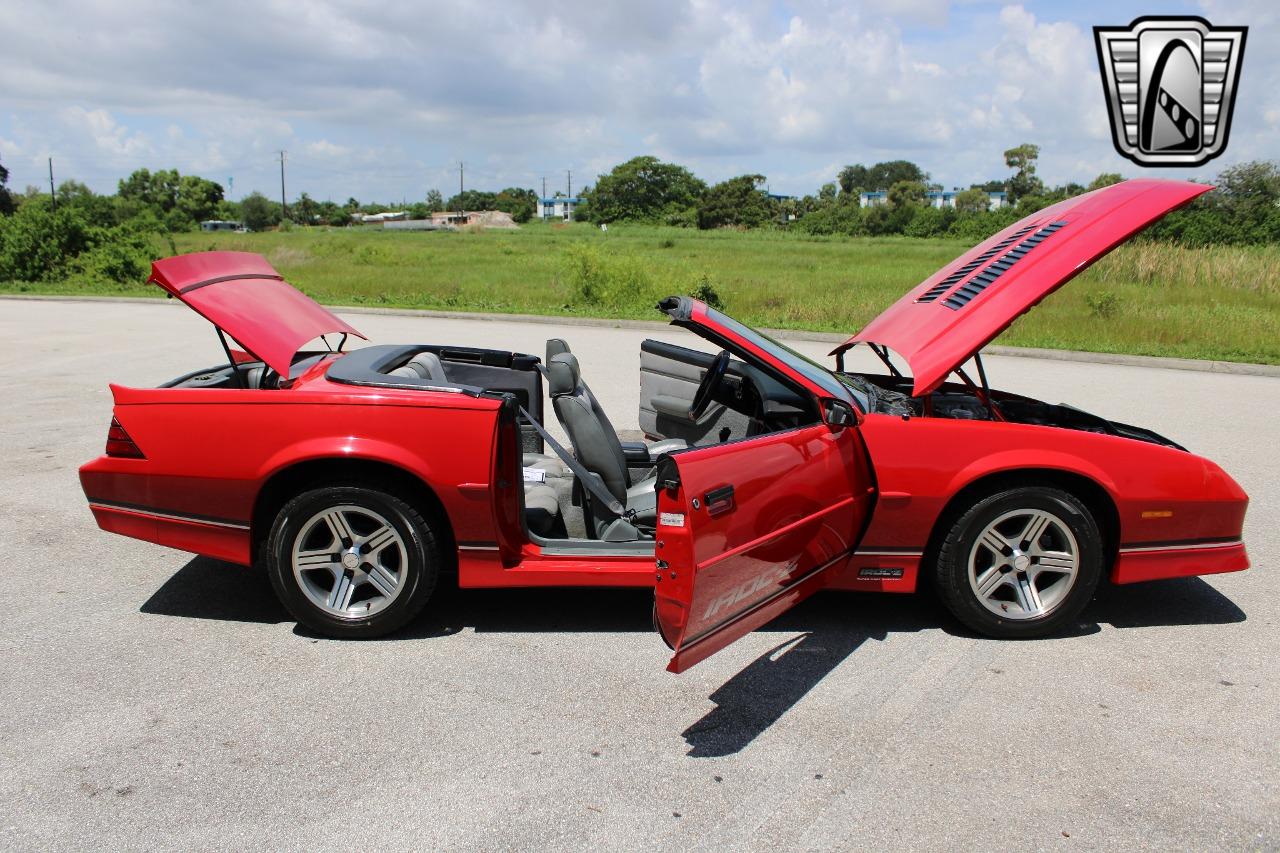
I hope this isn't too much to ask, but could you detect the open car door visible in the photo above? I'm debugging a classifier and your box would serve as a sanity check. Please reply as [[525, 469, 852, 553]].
[[652, 417, 875, 672]]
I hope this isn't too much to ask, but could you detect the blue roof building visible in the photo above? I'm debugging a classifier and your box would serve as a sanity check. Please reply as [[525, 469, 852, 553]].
[[539, 197, 581, 221]]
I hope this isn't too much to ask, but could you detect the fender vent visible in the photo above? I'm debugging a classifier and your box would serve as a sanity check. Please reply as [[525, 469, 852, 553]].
[[943, 220, 1069, 310], [916, 225, 1036, 303]]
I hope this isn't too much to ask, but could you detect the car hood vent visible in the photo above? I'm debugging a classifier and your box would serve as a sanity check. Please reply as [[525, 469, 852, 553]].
[[942, 221, 1068, 310], [916, 225, 1035, 304]]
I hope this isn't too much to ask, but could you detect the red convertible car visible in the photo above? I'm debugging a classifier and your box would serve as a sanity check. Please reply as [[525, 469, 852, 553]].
[[80, 179, 1249, 672]]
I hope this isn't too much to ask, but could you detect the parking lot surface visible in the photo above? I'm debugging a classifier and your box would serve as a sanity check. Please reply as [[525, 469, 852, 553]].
[[1, 298, 1276, 850]]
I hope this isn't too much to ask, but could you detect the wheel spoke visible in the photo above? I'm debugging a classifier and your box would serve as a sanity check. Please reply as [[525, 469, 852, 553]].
[[365, 563, 398, 598], [1016, 511, 1052, 550], [362, 525, 398, 555], [979, 528, 1010, 556], [1032, 549, 1077, 580], [327, 573, 355, 610], [323, 510, 357, 545], [1014, 576, 1043, 614], [295, 548, 338, 571], [975, 565, 1008, 599]]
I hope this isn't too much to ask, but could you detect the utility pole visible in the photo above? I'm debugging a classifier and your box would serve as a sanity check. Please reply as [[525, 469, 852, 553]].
[[566, 170, 572, 221], [277, 150, 288, 221], [458, 161, 464, 219], [48, 158, 56, 212]]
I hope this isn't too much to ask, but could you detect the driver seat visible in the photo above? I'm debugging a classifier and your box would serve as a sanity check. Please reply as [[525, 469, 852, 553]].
[[546, 352, 658, 540], [545, 338, 688, 457]]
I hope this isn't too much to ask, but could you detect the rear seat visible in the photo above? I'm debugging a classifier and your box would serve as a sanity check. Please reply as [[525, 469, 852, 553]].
[[523, 482, 563, 537], [386, 352, 448, 381]]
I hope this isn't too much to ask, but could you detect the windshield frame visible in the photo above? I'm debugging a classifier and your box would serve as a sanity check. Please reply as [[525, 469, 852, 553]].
[[697, 305, 869, 412]]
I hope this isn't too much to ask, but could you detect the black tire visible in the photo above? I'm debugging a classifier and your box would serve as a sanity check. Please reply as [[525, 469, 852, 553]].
[[933, 486, 1102, 639], [265, 485, 441, 638]]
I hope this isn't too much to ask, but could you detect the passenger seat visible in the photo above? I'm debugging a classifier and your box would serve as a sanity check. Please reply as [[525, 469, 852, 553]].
[[544, 338, 687, 457]]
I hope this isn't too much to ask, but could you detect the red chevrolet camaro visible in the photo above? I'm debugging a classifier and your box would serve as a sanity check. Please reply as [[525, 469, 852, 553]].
[[80, 179, 1249, 672]]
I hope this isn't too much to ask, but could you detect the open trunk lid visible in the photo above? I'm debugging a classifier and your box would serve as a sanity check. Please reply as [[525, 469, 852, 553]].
[[149, 251, 364, 378], [832, 179, 1211, 395]]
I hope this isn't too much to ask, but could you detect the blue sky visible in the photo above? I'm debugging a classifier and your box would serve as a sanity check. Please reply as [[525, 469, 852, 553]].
[[0, 0, 1273, 203]]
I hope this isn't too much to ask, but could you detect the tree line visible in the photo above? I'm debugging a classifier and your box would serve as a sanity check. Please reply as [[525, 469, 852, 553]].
[[574, 146, 1280, 246], [1, 144, 1277, 287]]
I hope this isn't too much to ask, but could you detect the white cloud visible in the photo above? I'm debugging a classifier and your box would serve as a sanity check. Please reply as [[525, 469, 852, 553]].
[[0, 0, 1274, 199]]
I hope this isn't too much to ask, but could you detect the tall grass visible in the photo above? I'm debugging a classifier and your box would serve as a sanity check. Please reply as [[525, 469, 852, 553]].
[[3, 220, 1276, 364]]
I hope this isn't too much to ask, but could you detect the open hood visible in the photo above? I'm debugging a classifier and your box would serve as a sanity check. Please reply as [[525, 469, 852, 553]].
[[149, 251, 365, 377], [832, 179, 1211, 396]]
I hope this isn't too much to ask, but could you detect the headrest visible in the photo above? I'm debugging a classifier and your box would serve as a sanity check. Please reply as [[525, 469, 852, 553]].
[[546, 338, 571, 362], [547, 352, 580, 397], [407, 351, 446, 382]]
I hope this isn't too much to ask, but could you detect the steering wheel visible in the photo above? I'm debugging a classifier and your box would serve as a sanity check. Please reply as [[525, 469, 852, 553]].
[[689, 350, 731, 419]]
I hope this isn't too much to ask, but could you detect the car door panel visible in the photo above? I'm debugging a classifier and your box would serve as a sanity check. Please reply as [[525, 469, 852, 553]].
[[652, 422, 874, 672], [639, 339, 750, 445]]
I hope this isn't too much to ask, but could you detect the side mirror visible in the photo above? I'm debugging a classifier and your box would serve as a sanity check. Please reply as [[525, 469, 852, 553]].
[[822, 399, 860, 430]]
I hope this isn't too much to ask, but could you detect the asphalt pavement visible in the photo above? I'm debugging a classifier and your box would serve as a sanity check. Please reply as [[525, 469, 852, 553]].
[[0, 298, 1276, 851]]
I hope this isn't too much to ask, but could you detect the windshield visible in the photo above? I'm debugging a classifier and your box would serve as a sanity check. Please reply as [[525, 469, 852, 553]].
[[704, 307, 870, 412]]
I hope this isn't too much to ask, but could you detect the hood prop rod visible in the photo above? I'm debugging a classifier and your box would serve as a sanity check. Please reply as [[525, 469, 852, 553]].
[[955, 354, 1006, 422], [868, 344, 902, 378], [216, 328, 246, 389]]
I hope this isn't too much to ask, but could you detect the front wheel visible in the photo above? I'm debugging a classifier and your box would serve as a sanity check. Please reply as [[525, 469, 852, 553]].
[[265, 485, 441, 638], [934, 487, 1102, 639]]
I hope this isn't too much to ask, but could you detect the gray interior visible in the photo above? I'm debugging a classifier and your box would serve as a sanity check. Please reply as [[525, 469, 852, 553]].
[[547, 351, 659, 541], [638, 339, 751, 446]]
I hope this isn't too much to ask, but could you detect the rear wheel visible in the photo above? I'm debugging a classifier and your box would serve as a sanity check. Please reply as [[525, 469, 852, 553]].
[[934, 486, 1102, 638], [266, 485, 441, 638]]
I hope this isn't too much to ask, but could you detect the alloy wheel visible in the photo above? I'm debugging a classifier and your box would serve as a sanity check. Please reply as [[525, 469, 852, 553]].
[[967, 508, 1080, 621], [291, 505, 408, 619]]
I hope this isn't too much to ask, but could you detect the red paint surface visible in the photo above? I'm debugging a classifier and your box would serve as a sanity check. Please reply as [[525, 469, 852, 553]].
[[150, 252, 365, 376], [834, 180, 1212, 395]]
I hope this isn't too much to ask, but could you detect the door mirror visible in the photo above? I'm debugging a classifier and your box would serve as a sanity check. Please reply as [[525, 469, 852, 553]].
[[822, 399, 859, 430]]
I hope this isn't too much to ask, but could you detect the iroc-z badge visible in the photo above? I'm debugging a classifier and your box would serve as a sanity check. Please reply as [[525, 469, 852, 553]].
[[1094, 16, 1247, 167]]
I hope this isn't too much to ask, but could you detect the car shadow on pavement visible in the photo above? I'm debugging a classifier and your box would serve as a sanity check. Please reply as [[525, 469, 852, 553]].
[[140, 556, 290, 623], [678, 577, 1247, 757], [681, 592, 935, 758], [143, 558, 1247, 756]]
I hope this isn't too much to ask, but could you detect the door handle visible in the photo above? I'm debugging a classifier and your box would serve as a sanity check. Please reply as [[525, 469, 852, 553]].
[[704, 484, 735, 517]]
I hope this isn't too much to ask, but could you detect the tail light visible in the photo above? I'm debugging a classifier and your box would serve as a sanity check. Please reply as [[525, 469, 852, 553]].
[[105, 417, 145, 459]]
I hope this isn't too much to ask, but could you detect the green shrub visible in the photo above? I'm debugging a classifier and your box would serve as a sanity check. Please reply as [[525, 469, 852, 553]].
[[689, 273, 724, 309], [0, 202, 156, 285], [1084, 291, 1121, 319], [562, 242, 656, 308]]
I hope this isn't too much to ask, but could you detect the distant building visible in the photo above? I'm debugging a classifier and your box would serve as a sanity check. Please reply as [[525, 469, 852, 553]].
[[858, 190, 1008, 210], [538, 197, 580, 221], [199, 220, 244, 232], [426, 210, 519, 230], [359, 211, 406, 223]]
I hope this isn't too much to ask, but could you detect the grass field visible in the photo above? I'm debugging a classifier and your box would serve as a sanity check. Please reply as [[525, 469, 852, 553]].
[[6, 220, 1279, 364]]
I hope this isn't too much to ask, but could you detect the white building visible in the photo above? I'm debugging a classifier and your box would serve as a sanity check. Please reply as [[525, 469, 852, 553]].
[[538, 197, 580, 221], [859, 190, 1008, 210]]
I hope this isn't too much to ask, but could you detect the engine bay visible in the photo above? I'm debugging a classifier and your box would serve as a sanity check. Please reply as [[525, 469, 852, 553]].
[[846, 372, 1185, 450]]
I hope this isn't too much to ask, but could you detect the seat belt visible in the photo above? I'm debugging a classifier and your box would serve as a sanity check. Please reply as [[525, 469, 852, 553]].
[[517, 406, 629, 518]]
